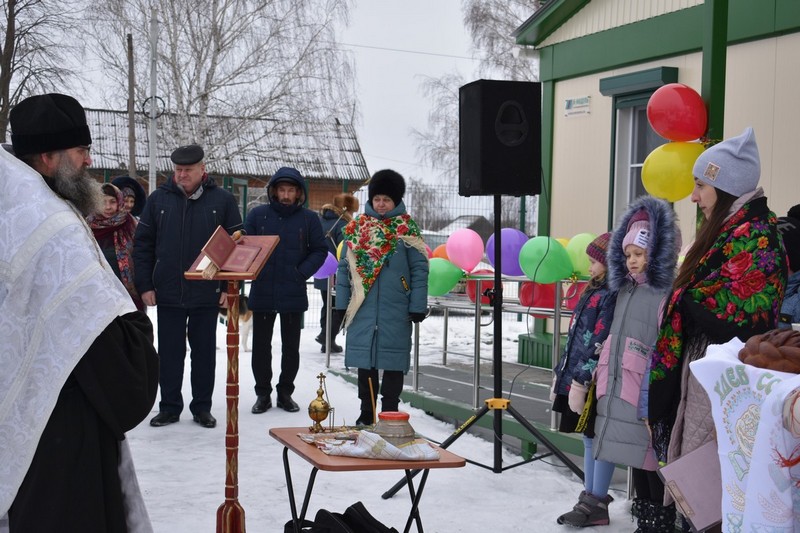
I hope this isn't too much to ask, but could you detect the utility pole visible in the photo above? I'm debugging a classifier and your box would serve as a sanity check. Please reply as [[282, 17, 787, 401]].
[[148, 11, 158, 194], [126, 34, 137, 176]]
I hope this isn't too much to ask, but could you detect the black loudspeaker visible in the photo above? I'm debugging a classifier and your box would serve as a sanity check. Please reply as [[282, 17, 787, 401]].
[[459, 79, 541, 196]]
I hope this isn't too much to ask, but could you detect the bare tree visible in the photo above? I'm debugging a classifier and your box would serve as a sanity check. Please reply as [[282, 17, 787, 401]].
[[405, 176, 452, 230], [464, 0, 541, 81], [412, 1, 542, 182], [0, 0, 82, 142], [89, 0, 357, 163]]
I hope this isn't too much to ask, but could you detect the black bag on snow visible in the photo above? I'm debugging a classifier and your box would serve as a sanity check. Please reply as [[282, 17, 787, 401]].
[[342, 501, 399, 533], [283, 508, 355, 533]]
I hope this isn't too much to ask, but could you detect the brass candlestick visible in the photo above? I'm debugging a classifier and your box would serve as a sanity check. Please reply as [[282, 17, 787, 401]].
[[308, 373, 331, 433]]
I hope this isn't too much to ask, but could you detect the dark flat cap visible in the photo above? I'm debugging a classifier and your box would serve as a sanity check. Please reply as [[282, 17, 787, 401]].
[[170, 144, 204, 165]]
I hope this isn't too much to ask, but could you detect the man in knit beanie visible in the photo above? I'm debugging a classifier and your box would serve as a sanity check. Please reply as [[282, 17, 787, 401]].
[[693, 127, 760, 198]]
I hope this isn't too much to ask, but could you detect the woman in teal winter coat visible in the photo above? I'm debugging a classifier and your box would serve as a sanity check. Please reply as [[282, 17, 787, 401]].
[[335, 170, 429, 426]]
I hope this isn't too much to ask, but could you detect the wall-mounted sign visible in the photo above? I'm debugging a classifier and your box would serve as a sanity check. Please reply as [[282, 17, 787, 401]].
[[564, 96, 591, 117]]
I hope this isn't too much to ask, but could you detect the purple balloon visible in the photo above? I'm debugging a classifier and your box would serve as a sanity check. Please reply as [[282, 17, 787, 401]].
[[485, 228, 527, 276], [313, 252, 338, 279]]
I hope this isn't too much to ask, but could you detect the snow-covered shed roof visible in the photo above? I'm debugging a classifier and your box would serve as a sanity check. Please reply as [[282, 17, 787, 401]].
[[85, 108, 370, 182]]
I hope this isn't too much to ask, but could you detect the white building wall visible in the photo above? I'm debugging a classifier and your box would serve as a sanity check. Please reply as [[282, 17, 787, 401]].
[[551, 53, 702, 244], [550, 32, 800, 246]]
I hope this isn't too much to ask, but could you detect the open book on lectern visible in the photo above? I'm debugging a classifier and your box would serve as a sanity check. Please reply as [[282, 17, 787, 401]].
[[188, 226, 279, 280], [200, 226, 262, 272]]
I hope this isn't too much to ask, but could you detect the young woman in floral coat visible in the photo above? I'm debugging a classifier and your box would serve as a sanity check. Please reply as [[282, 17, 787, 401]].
[[648, 128, 787, 530]]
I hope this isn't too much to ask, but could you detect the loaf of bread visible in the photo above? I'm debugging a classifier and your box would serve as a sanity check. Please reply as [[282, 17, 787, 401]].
[[738, 328, 800, 373]]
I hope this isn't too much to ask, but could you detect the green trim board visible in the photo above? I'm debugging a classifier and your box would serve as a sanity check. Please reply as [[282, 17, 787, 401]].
[[538, 7, 703, 83], [598, 67, 678, 97], [516, 0, 797, 49], [523, 1, 800, 83], [538, 79, 556, 237]]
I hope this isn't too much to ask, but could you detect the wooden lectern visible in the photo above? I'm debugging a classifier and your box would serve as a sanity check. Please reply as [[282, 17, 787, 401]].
[[185, 228, 279, 533]]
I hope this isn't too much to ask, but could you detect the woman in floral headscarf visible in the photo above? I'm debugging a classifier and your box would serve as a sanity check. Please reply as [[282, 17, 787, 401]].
[[335, 169, 429, 426], [648, 128, 786, 517], [86, 183, 144, 311]]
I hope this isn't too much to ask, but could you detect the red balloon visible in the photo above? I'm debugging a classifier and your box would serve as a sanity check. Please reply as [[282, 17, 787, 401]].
[[466, 269, 494, 304], [563, 281, 588, 310], [647, 83, 707, 142], [519, 282, 555, 318]]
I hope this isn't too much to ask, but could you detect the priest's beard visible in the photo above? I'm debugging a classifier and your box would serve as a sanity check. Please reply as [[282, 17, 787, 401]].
[[47, 156, 103, 217]]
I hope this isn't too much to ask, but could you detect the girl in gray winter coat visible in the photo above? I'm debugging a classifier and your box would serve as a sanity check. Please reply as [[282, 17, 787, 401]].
[[593, 196, 679, 532]]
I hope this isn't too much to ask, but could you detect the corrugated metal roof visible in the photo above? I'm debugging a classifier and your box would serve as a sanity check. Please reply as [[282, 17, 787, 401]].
[[85, 108, 370, 182]]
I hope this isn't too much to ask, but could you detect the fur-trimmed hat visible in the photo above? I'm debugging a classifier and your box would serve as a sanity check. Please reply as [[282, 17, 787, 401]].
[[368, 169, 405, 205], [586, 232, 611, 266], [778, 216, 800, 272], [693, 127, 760, 197], [111, 175, 147, 217], [10, 93, 91, 156], [333, 193, 359, 213]]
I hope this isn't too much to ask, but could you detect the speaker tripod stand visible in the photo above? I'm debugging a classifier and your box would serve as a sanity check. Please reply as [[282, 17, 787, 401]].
[[383, 195, 582, 499]]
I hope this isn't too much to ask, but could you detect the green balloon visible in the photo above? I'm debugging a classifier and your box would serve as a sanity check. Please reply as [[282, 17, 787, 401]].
[[518, 237, 573, 283], [565, 233, 596, 278], [428, 258, 464, 296]]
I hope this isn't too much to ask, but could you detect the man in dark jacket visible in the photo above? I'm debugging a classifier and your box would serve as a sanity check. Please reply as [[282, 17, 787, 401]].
[[4, 93, 159, 532], [134, 144, 243, 429], [246, 167, 327, 413]]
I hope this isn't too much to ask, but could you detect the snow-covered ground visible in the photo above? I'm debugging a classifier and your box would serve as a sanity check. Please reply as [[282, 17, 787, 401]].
[[128, 303, 636, 532]]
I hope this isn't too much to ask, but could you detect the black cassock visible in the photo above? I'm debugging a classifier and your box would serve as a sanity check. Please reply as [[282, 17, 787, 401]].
[[9, 311, 159, 533]]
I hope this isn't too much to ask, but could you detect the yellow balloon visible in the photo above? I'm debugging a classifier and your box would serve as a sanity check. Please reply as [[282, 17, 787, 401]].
[[336, 240, 344, 260], [642, 142, 705, 202], [556, 237, 569, 248]]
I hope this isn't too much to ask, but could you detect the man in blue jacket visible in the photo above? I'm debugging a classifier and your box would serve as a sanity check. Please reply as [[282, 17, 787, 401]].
[[246, 167, 327, 413], [133, 144, 243, 429]]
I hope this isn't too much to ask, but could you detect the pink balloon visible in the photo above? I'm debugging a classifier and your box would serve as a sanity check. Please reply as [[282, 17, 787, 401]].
[[312, 252, 338, 279], [445, 228, 484, 272]]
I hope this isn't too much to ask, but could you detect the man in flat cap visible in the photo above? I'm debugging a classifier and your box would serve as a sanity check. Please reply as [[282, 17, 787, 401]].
[[134, 144, 243, 429], [2, 93, 158, 531]]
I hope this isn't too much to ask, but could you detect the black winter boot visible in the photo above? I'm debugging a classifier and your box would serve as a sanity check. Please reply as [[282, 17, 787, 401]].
[[650, 503, 676, 533], [633, 499, 655, 533], [630, 497, 645, 520], [634, 500, 676, 533], [355, 411, 374, 426]]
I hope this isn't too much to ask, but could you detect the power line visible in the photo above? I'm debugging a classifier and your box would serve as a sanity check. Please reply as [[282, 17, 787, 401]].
[[340, 41, 477, 61]]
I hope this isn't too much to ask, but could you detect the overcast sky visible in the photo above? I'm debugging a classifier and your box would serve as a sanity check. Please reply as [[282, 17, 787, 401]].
[[340, 0, 476, 183]]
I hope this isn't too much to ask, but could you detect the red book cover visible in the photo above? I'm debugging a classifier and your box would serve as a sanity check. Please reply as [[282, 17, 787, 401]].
[[220, 244, 261, 272], [201, 226, 236, 267]]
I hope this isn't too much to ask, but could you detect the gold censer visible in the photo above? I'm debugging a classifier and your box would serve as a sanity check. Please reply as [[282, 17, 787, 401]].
[[308, 373, 332, 433]]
